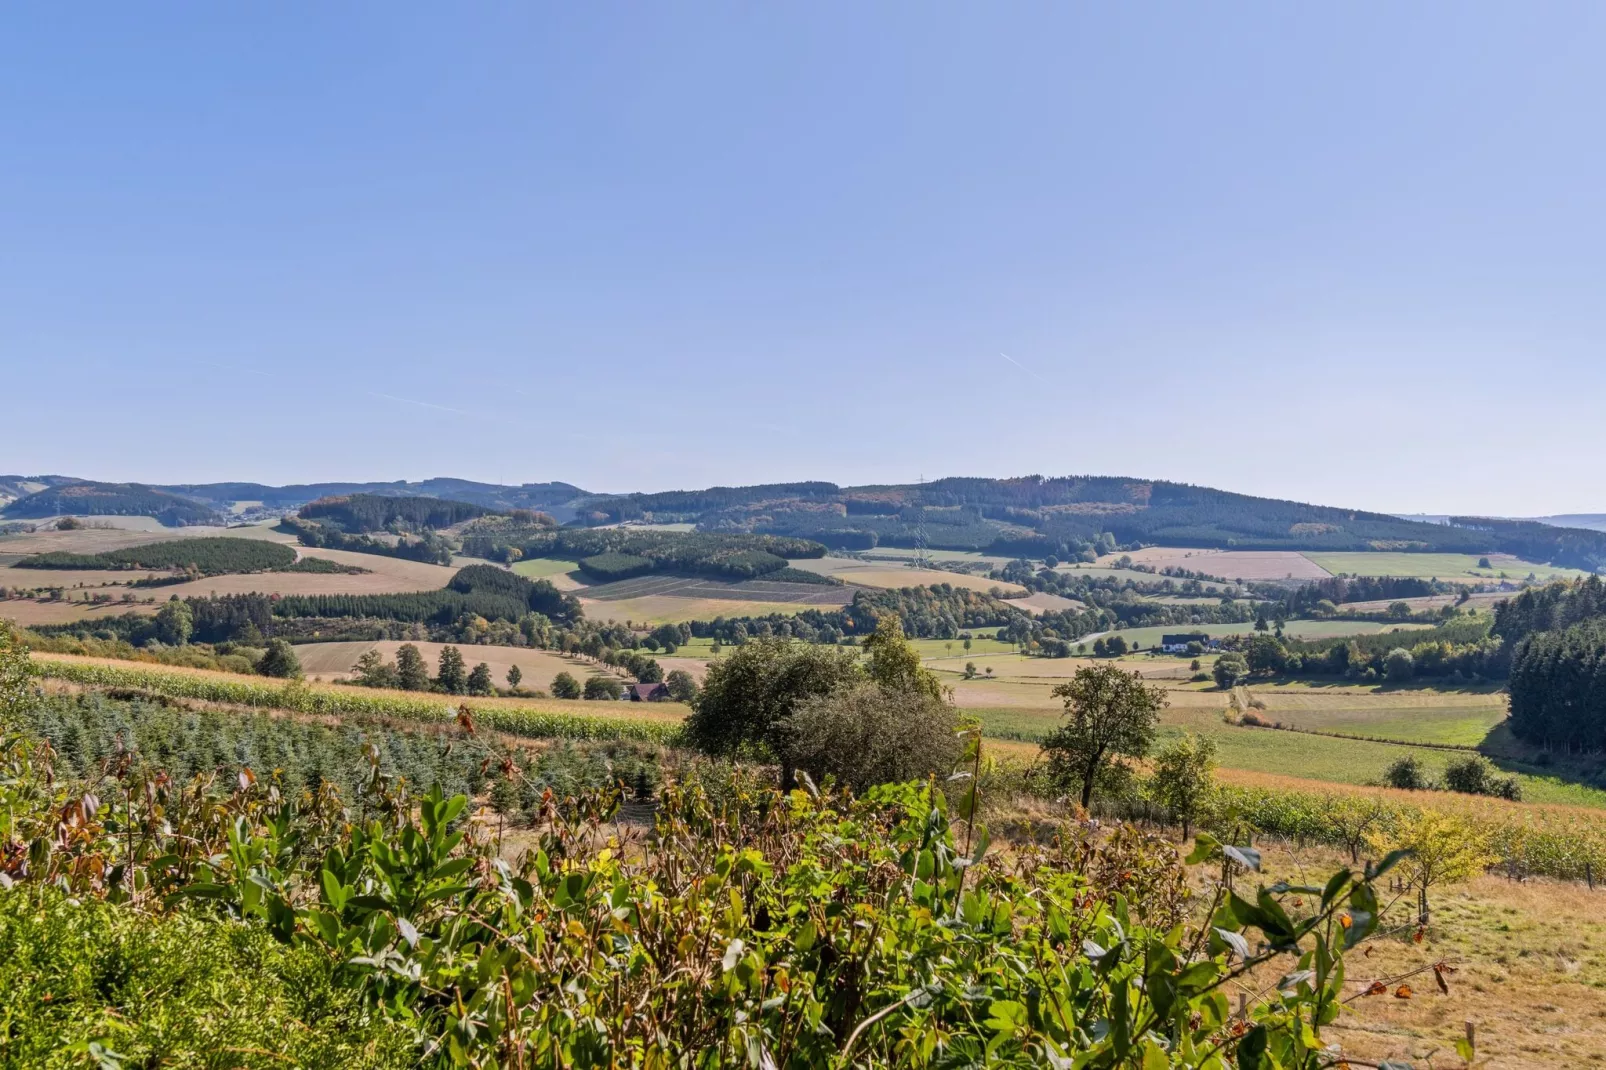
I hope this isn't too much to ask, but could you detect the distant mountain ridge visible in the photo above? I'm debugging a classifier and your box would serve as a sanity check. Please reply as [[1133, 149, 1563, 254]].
[[6, 473, 1605, 571]]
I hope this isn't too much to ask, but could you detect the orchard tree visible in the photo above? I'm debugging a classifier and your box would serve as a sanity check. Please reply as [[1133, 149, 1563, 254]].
[[1041, 664, 1167, 809], [506, 664, 523, 689]]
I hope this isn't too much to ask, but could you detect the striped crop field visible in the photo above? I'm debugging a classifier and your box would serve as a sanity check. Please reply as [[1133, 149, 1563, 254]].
[[30, 652, 684, 744]]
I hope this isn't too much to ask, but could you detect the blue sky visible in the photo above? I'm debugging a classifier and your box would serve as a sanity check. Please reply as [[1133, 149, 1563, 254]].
[[4, 4, 1605, 515]]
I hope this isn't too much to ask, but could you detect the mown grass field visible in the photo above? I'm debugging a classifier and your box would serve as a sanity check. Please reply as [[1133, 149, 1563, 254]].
[[1085, 619, 1433, 649], [510, 557, 582, 580], [1118, 547, 1333, 580], [1304, 551, 1586, 583]]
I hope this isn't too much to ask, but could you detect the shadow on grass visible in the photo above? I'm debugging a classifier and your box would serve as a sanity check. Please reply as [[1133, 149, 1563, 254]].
[[1477, 721, 1606, 796]]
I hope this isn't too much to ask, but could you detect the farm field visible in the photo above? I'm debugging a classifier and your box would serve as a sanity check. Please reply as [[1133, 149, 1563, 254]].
[[1083, 619, 1433, 649], [579, 594, 837, 625], [1304, 551, 1585, 583], [1118, 547, 1333, 580], [906, 636, 1017, 659], [31, 651, 688, 725], [1009, 591, 1083, 613], [787, 556, 1026, 594], [0, 597, 157, 626], [0, 546, 457, 601], [858, 548, 1016, 568], [578, 574, 854, 606], [1343, 590, 1510, 614], [294, 640, 620, 691], [510, 557, 583, 583], [1232, 682, 1509, 745], [0, 519, 294, 556]]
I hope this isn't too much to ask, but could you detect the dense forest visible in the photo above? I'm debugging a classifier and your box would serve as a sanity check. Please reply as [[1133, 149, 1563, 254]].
[[278, 516, 454, 565], [2, 481, 223, 526], [299, 493, 492, 532], [503, 529, 826, 580], [1500, 577, 1606, 751], [16, 537, 296, 575], [274, 564, 579, 627]]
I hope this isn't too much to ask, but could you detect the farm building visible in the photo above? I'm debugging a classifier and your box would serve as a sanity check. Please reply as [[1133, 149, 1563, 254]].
[[625, 681, 671, 702], [1160, 632, 1216, 654]]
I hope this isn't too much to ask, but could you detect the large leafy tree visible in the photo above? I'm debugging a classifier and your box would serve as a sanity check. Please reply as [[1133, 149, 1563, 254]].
[[395, 644, 431, 691], [1041, 664, 1166, 809], [684, 637, 860, 784]]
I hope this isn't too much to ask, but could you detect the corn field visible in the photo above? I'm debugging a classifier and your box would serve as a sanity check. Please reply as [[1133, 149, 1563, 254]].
[[34, 659, 683, 745]]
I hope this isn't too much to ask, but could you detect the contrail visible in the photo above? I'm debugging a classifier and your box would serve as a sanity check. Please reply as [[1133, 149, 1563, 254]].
[[369, 391, 469, 416], [999, 352, 1053, 387]]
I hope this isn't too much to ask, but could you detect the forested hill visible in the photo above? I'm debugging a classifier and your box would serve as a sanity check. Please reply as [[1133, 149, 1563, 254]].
[[586, 475, 1606, 570], [9, 471, 1606, 570], [1, 482, 223, 526]]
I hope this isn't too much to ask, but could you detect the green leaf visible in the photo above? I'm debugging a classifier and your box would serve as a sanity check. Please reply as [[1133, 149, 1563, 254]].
[[1185, 833, 1219, 865], [985, 999, 1027, 1035], [1369, 848, 1413, 881]]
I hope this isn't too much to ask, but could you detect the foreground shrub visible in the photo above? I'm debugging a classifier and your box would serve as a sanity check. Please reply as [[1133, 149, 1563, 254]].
[[783, 680, 960, 792], [0, 887, 412, 1069]]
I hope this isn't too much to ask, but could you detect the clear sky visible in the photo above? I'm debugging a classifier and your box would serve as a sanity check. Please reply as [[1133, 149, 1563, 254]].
[[5, 4, 1604, 515]]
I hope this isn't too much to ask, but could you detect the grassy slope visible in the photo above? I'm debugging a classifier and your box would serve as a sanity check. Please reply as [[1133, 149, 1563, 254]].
[[1303, 551, 1588, 583]]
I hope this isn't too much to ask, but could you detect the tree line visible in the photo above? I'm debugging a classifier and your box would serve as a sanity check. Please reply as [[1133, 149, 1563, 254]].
[[298, 493, 492, 533], [17, 537, 296, 575]]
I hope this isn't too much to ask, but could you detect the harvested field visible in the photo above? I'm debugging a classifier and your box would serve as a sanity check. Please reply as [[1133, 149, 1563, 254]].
[[1118, 547, 1332, 580], [1009, 591, 1083, 614], [0, 521, 293, 556], [787, 557, 1025, 595], [0, 546, 455, 600], [0, 598, 157, 626], [295, 640, 618, 692], [578, 574, 855, 606], [1343, 591, 1511, 614]]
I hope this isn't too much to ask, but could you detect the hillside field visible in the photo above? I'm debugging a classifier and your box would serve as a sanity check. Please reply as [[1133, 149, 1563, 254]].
[[294, 640, 622, 692], [1304, 551, 1588, 583], [787, 556, 1026, 594]]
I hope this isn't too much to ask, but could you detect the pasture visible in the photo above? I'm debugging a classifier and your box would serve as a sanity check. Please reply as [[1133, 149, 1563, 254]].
[[1117, 547, 1333, 581], [787, 556, 1026, 595], [1081, 619, 1433, 649], [510, 557, 583, 583], [1303, 551, 1585, 583]]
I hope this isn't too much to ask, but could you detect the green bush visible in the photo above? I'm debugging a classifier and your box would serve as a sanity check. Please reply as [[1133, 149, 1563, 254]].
[[0, 887, 413, 1069]]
